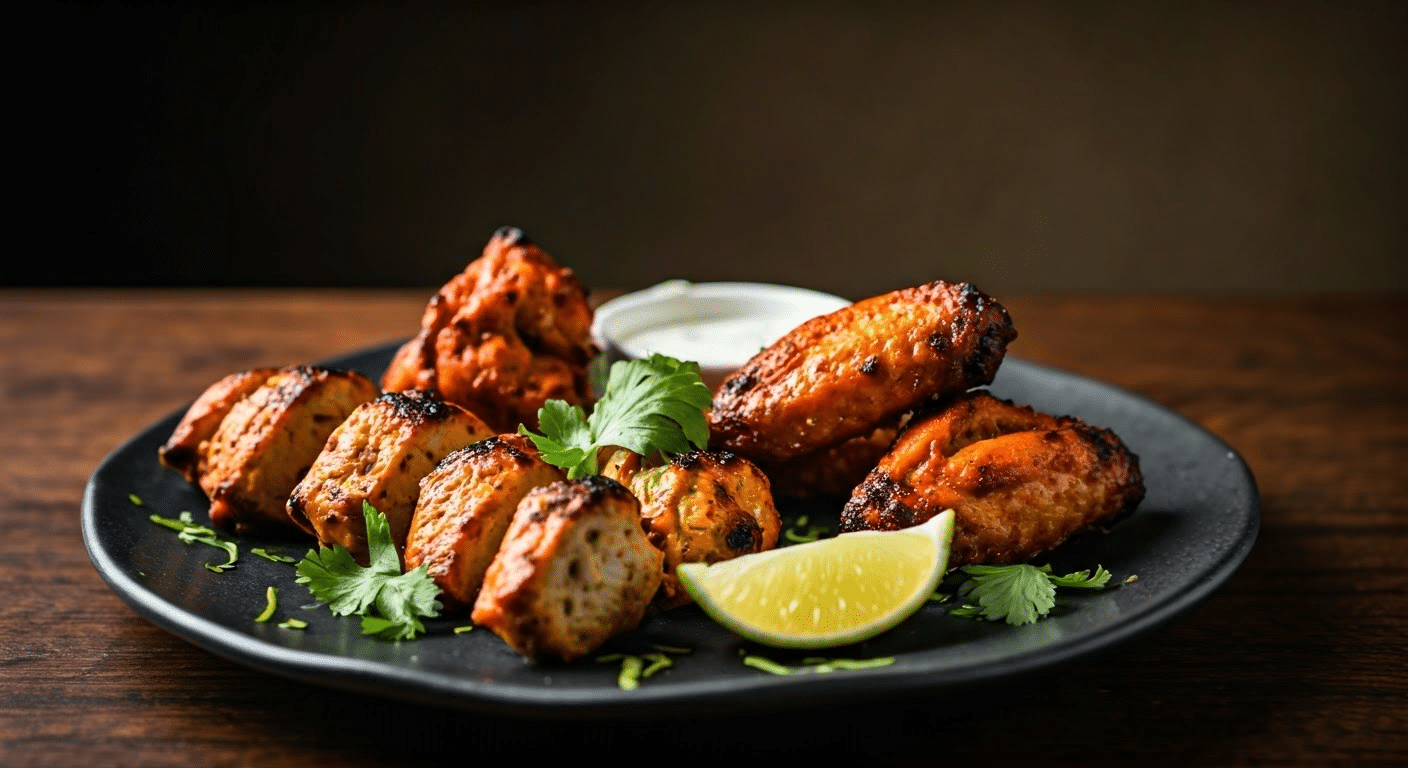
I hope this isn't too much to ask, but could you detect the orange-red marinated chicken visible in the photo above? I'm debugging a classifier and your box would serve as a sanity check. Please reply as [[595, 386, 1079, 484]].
[[196, 366, 381, 535], [471, 476, 663, 663], [709, 280, 1016, 476], [840, 390, 1144, 566], [159, 367, 278, 483], [380, 227, 597, 433], [404, 434, 566, 610], [286, 389, 494, 564], [601, 448, 781, 609]]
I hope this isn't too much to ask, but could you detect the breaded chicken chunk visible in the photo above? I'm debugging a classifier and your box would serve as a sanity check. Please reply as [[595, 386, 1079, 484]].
[[471, 476, 664, 662], [840, 390, 1144, 566], [404, 434, 565, 610], [602, 448, 781, 609], [287, 389, 493, 564], [709, 280, 1017, 472], [380, 226, 597, 433], [159, 367, 278, 483], [198, 366, 380, 535]]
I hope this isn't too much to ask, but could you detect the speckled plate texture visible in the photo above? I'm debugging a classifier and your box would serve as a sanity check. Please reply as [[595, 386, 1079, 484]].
[[84, 343, 1259, 719]]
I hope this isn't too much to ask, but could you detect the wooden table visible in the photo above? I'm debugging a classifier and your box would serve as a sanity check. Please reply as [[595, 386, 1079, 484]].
[[2, 289, 1404, 766]]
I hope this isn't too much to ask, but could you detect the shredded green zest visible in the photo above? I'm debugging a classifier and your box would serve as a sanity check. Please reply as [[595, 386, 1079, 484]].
[[295, 502, 443, 641], [251, 548, 296, 563], [277, 618, 308, 630], [781, 514, 830, 546], [951, 563, 1113, 625], [519, 354, 712, 478], [453, 625, 475, 634], [744, 654, 894, 675], [256, 586, 278, 623], [149, 512, 238, 572], [128, 493, 144, 507], [597, 645, 692, 690]]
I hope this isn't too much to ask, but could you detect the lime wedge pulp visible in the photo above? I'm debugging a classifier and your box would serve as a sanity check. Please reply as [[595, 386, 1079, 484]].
[[677, 510, 955, 649]]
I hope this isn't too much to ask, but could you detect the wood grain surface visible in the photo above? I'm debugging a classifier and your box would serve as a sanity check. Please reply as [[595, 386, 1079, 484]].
[[1, 289, 1404, 767]]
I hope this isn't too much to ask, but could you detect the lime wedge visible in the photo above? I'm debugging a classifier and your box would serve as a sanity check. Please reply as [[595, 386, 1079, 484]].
[[677, 510, 954, 649]]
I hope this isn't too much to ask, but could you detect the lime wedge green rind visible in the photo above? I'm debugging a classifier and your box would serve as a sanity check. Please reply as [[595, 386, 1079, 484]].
[[678, 511, 955, 650]]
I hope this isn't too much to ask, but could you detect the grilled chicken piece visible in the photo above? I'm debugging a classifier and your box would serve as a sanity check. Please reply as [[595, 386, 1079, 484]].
[[602, 448, 781, 609], [709, 280, 1016, 471], [199, 366, 380, 535], [288, 389, 493, 564], [840, 391, 1144, 566], [764, 423, 900, 499], [404, 434, 565, 610], [159, 367, 278, 483], [471, 476, 663, 662], [380, 226, 597, 433]]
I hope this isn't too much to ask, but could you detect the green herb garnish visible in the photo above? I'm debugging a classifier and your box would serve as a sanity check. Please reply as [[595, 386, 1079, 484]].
[[295, 501, 442, 641], [950, 563, 1113, 625], [519, 354, 712, 478], [742, 654, 893, 675], [149, 512, 238, 572], [251, 548, 296, 563], [255, 586, 278, 623]]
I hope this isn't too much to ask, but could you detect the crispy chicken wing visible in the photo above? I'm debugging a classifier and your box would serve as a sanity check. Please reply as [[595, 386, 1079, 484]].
[[404, 434, 565, 610], [380, 226, 597, 433], [287, 389, 494, 564], [840, 391, 1144, 566], [709, 280, 1016, 472], [198, 366, 380, 535], [602, 448, 781, 609], [471, 476, 663, 662]]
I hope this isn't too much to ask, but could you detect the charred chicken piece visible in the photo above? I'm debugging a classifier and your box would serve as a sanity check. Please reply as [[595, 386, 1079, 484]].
[[159, 367, 279, 483], [709, 280, 1017, 475], [198, 366, 380, 535], [472, 476, 663, 663], [380, 226, 597, 433], [840, 390, 1144, 566], [287, 389, 494, 564], [404, 434, 565, 610], [602, 448, 781, 609], [763, 423, 901, 499]]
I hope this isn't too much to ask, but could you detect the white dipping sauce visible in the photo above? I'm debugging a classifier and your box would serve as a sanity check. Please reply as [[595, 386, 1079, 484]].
[[619, 314, 798, 368]]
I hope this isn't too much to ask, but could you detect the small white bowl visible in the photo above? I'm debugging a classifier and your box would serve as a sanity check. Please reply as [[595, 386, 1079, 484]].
[[592, 280, 851, 392]]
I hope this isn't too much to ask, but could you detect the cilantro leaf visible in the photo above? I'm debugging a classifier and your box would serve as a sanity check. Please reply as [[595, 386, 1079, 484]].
[[520, 354, 712, 478], [1047, 564, 1112, 589], [295, 501, 442, 640], [952, 563, 1114, 626], [956, 564, 1055, 626]]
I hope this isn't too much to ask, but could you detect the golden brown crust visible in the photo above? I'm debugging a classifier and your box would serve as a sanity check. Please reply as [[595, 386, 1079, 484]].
[[199, 366, 380, 536], [839, 390, 1144, 566], [404, 434, 565, 610], [610, 449, 782, 609], [159, 367, 279, 483], [471, 477, 664, 662], [286, 389, 494, 564], [380, 227, 597, 433], [708, 280, 1016, 469]]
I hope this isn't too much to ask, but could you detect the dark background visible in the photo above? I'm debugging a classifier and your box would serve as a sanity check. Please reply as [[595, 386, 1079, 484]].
[[17, 1, 1408, 298]]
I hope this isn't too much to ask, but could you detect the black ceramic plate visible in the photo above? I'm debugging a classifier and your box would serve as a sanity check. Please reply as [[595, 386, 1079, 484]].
[[83, 344, 1259, 718]]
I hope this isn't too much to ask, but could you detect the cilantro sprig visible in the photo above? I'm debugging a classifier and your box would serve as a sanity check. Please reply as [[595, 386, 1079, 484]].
[[949, 563, 1112, 626], [519, 354, 713, 478], [295, 502, 442, 640]]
